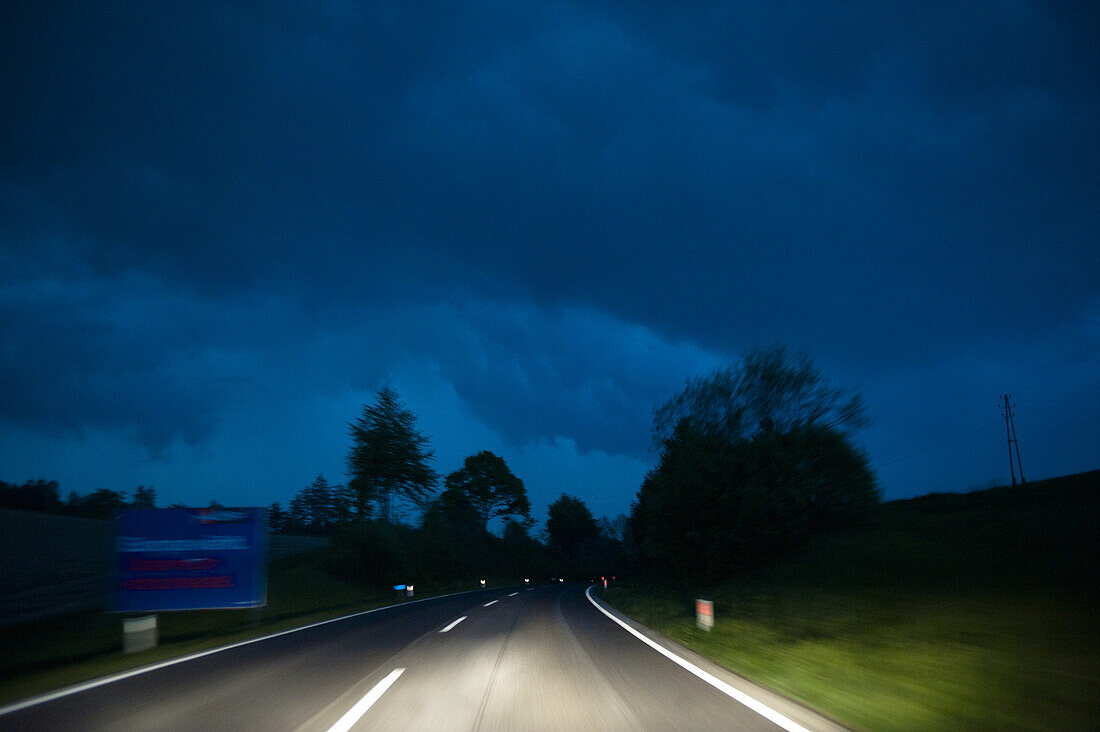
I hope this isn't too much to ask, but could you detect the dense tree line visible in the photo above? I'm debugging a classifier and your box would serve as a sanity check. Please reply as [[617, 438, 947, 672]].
[[0, 480, 159, 520], [324, 389, 624, 585], [5, 351, 872, 590], [630, 345, 879, 585], [4, 387, 630, 587], [326, 489, 623, 587], [0, 479, 64, 513]]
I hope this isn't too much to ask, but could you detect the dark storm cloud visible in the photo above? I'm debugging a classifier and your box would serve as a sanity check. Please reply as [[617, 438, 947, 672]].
[[572, 1, 1100, 362], [0, 272, 227, 452], [6, 1, 1095, 314], [428, 301, 720, 457], [346, 0, 1097, 369], [2, 1, 1097, 499], [1, 1, 553, 297]]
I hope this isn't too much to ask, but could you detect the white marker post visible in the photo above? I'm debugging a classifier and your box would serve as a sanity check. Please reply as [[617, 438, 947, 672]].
[[123, 614, 158, 653], [696, 599, 714, 631]]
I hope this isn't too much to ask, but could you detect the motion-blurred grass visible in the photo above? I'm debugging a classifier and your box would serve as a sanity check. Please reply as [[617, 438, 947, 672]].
[[603, 471, 1100, 731], [0, 549, 483, 707]]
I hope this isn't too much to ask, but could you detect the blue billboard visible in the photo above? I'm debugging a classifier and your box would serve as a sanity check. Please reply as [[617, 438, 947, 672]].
[[116, 507, 267, 612]]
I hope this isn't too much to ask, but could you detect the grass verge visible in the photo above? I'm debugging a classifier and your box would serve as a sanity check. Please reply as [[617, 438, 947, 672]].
[[0, 549, 485, 707], [601, 473, 1100, 731]]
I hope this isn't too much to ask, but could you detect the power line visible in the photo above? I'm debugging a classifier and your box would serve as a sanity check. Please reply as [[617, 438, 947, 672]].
[[871, 419, 999, 470], [866, 370, 1095, 471]]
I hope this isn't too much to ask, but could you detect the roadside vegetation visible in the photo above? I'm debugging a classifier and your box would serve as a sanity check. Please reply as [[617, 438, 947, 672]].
[[0, 548, 472, 707], [604, 471, 1100, 731], [608, 346, 1097, 729], [631, 345, 878, 586]]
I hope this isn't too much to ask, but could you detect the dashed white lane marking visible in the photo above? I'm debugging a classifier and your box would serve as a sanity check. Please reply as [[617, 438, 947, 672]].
[[585, 586, 811, 732], [483, 600, 499, 607], [326, 667, 404, 732], [508, 592, 519, 596], [0, 587, 485, 718], [439, 616, 467, 633]]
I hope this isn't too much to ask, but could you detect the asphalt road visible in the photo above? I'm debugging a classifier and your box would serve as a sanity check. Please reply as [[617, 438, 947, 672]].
[[0, 584, 845, 731]]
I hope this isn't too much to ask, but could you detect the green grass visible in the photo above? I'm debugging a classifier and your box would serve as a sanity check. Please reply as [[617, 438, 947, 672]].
[[0, 549, 485, 707], [602, 471, 1100, 731]]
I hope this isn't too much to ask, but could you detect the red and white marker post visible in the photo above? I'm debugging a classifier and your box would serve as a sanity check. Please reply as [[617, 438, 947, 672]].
[[696, 598, 714, 631]]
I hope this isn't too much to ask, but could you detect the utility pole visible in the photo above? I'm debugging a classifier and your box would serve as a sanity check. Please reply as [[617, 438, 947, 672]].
[[1008, 397, 1025, 484], [1000, 394, 1025, 486]]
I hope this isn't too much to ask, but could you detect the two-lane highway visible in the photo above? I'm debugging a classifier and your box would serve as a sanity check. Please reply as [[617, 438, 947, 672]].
[[1, 584, 846, 730]]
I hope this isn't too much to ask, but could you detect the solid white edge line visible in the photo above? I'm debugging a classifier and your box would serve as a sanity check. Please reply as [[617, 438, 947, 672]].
[[483, 599, 498, 607], [584, 586, 811, 732], [326, 667, 404, 732], [0, 587, 487, 717], [439, 615, 467, 633]]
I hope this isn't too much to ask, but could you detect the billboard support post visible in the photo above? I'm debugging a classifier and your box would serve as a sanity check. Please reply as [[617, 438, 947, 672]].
[[123, 614, 158, 653]]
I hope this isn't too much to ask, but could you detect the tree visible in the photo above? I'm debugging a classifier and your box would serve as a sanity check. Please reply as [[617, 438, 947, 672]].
[[502, 519, 532, 544], [632, 422, 752, 581], [0, 479, 63, 513], [422, 485, 484, 537], [596, 515, 618, 541], [288, 474, 347, 533], [346, 389, 438, 521], [635, 346, 878, 583], [611, 514, 629, 541], [330, 481, 357, 524], [418, 485, 487, 579], [268, 502, 289, 533], [546, 494, 600, 561], [130, 485, 157, 508], [69, 488, 127, 519], [444, 451, 530, 530], [290, 473, 332, 530], [652, 344, 867, 447]]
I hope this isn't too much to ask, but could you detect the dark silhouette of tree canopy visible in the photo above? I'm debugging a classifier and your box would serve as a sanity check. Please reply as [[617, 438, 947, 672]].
[[502, 518, 531, 543], [268, 501, 289, 533], [130, 485, 157, 508], [420, 486, 485, 559], [414, 486, 495, 582], [423, 485, 484, 536], [0, 479, 63, 513], [444, 451, 530, 530], [634, 346, 878, 584], [546, 493, 601, 559], [288, 474, 348, 533], [652, 344, 867, 447], [346, 388, 437, 521], [68, 487, 127, 519]]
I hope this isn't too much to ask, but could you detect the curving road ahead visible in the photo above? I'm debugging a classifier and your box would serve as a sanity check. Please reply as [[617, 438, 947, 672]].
[[0, 584, 846, 731]]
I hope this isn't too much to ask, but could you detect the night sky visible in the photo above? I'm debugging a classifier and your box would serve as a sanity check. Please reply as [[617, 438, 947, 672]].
[[2, 2, 1097, 527]]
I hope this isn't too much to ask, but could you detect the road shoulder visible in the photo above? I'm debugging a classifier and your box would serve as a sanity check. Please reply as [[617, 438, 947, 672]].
[[587, 587, 851, 732]]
